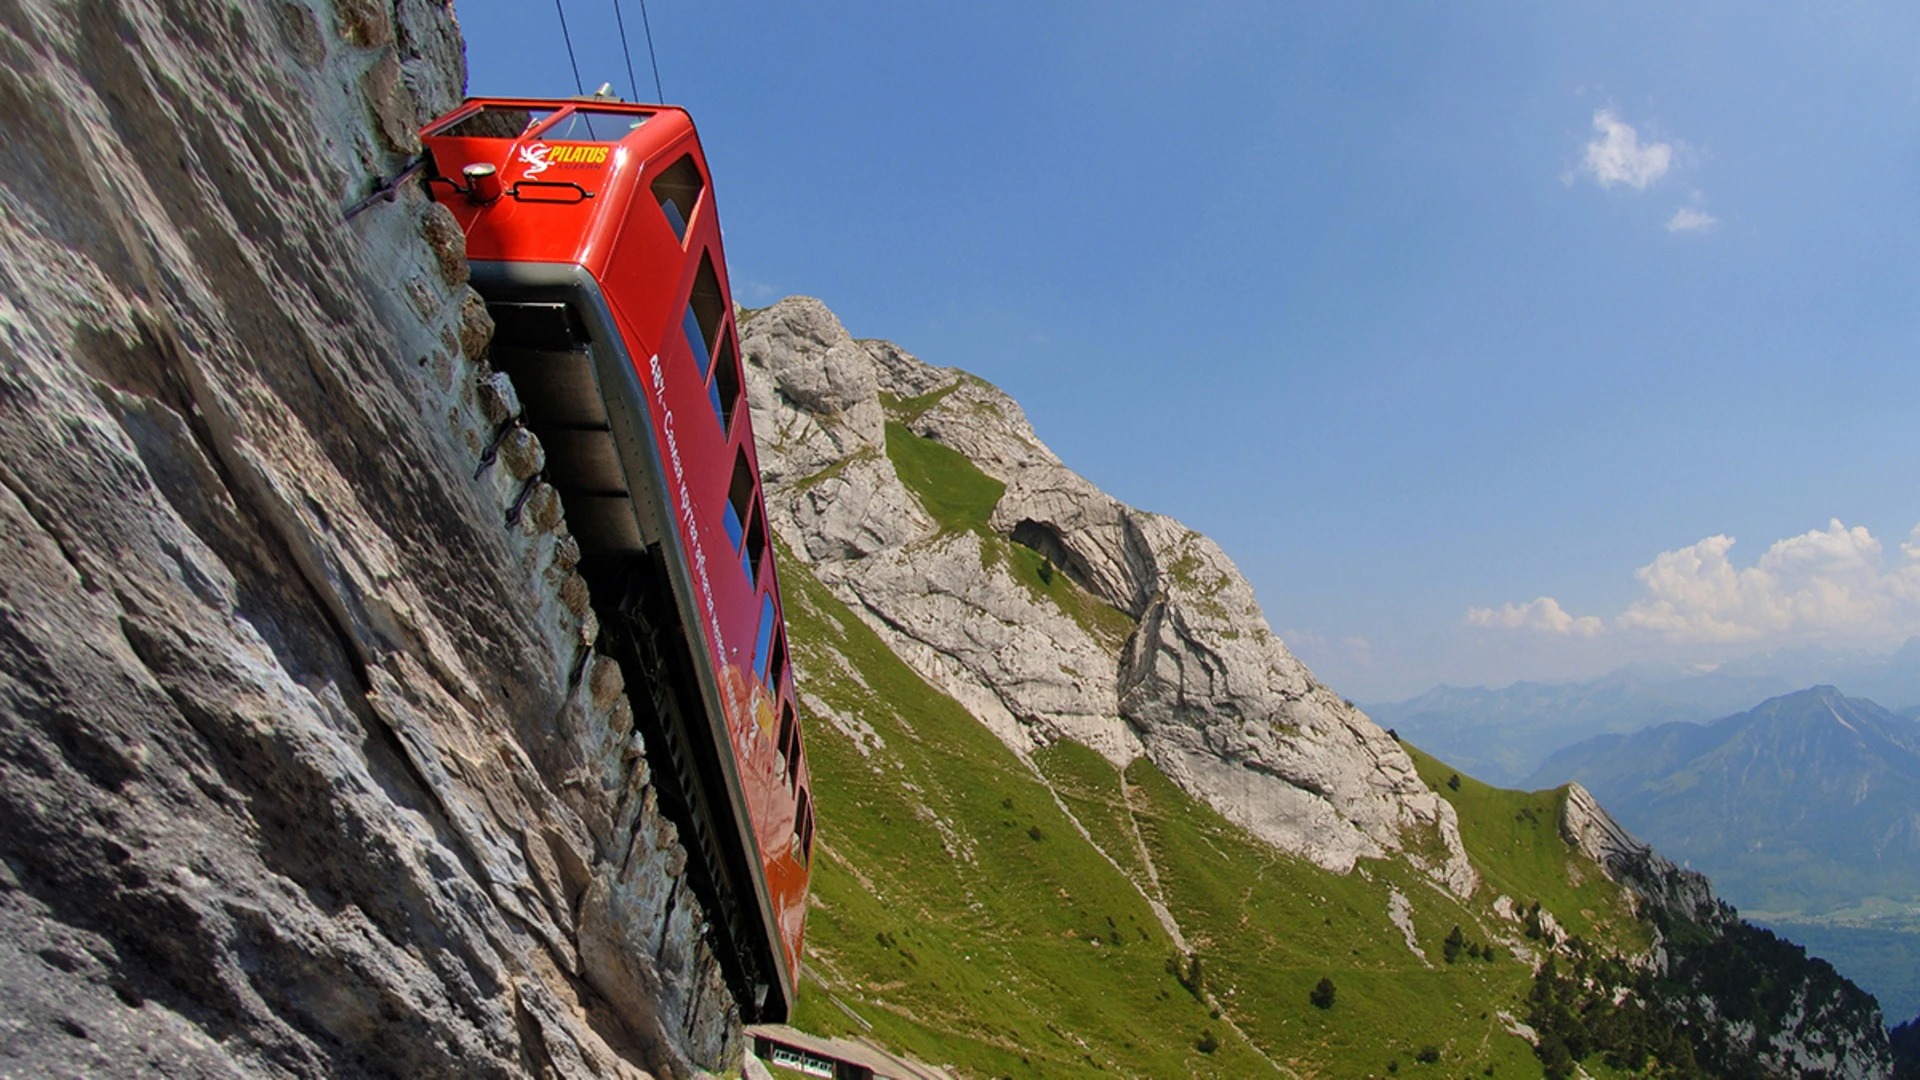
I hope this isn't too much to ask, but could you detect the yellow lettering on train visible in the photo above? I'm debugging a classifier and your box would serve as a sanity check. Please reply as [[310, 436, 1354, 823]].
[[547, 144, 610, 166]]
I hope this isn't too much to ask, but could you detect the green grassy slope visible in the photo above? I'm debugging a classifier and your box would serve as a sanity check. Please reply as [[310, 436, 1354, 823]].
[[1122, 761, 1547, 1076], [1403, 745, 1648, 952], [779, 532, 1665, 1077], [779, 398, 1664, 1075], [784, 543, 1265, 1077], [883, 420, 1003, 537]]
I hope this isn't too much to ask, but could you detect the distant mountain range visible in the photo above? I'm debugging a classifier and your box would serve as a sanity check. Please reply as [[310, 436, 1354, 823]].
[[1364, 639, 1920, 786], [1526, 686, 1920, 920], [1363, 670, 1788, 786], [1708, 638, 1920, 706], [1525, 686, 1920, 1024]]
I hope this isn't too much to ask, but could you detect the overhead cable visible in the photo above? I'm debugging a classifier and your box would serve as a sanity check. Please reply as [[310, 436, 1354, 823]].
[[611, 0, 642, 103], [554, 0, 585, 97], [638, 0, 665, 102]]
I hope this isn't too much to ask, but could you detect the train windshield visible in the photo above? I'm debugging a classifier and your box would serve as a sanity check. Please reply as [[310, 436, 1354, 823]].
[[542, 109, 651, 143], [433, 105, 555, 139]]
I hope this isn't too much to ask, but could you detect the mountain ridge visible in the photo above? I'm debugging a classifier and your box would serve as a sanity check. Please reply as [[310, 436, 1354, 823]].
[[1368, 643, 1920, 788], [1528, 685, 1920, 1022], [1528, 684, 1920, 910], [738, 296, 1898, 1077], [1367, 669, 1794, 786], [746, 296, 1476, 893]]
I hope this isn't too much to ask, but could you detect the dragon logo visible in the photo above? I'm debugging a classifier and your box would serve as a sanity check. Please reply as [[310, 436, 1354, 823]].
[[516, 141, 553, 177], [514, 141, 609, 176]]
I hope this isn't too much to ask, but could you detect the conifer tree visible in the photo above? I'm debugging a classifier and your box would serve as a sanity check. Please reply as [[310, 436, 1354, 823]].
[[1309, 976, 1337, 1010]]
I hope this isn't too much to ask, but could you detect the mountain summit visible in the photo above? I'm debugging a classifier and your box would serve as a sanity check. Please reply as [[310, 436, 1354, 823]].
[[742, 297, 1475, 892], [1366, 666, 1799, 786], [1529, 685, 1920, 919]]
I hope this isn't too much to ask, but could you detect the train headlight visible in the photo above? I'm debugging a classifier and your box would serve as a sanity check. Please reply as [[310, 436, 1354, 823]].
[[462, 163, 502, 204]]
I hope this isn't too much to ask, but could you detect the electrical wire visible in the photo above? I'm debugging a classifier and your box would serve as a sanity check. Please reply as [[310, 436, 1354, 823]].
[[554, 0, 585, 97], [611, 0, 641, 103], [638, 0, 665, 102]]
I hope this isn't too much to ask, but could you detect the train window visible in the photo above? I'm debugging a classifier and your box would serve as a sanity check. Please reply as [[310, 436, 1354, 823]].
[[711, 327, 742, 434], [686, 253, 725, 378], [795, 790, 813, 867], [681, 305, 711, 378], [766, 628, 788, 693], [752, 594, 776, 690], [779, 701, 799, 788], [651, 155, 704, 243], [724, 451, 754, 550], [433, 105, 555, 139], [742, 504, 767, 587], [540, 108, 651, 143]]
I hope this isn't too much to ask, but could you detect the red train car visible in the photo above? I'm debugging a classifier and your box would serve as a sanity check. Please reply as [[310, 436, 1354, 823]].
[[418, 97, 810, 1021]]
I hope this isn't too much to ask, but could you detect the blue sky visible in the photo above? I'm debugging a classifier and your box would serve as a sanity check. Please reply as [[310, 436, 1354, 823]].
[[456, 2, 1920, 699]]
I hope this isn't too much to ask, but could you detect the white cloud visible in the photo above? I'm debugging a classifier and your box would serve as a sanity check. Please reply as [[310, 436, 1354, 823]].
[[1580, 109, 1672, 190], [1466, 597, 1605, 637], [1616, 520, 1920, 643], [1472, 521, 1920, 648], [1666, 207, 1718, 233], [1613, 534, 1772, 641]]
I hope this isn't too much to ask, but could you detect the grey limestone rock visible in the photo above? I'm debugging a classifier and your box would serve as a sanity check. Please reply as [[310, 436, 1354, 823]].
[[1121, 516, 1473, 887], [1560, 782, 1724, 930], [0, 1, 732, 1076], [740, 297, 1475, 893], [739, 298, 886, 485]]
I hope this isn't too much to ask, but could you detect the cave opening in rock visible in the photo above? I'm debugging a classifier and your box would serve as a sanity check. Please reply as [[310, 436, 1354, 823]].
[[1009, 519, 1100, 597]]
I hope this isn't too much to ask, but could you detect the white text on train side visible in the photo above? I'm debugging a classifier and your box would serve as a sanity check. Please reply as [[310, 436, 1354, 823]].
[[650, 353, 745, 729]]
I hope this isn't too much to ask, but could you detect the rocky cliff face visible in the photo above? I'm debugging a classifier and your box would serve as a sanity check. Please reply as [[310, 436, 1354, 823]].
[[1562, 785, 1894, 1078], [0, 1, 729, 1076], [1561, 782, 1726, 932], [741, 297, 1474, 895]]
